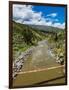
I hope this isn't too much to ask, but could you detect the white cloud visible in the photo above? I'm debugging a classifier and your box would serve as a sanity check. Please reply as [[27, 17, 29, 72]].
[[13, 4, 33, 22], [47, 13, 57, 17], [13, 5, 65, 29], [53, 22, 65, 29]]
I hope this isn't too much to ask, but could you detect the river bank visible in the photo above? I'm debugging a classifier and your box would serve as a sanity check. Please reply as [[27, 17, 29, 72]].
[[13, 39, 57, 79]]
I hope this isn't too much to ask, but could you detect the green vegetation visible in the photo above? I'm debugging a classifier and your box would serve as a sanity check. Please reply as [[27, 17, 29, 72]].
[[13, 21, 65, 86], [47, 30, 65, 65], [13, 21, 65, 65], [13, 22, 65, 60], [13, 21, 46, 60]]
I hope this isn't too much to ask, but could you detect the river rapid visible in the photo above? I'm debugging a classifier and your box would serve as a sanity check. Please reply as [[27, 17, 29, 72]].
[[21, 40, 59, 72]]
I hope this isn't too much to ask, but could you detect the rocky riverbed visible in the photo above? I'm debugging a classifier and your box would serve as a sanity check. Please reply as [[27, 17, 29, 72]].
[[13, 46, 35, 79], [13, 40, 56, 79], [13, 39, 65, 80]]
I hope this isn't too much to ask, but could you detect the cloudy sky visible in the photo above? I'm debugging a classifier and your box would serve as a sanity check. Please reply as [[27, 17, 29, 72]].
[[13, 4, 66, 29]]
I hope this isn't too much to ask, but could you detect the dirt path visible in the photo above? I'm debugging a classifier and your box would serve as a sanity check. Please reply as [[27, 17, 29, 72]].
[[17, 65, 64, 74]]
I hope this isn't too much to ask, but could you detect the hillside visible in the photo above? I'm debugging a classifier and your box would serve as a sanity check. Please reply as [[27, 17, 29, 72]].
[[13, 22, 47, 60], [13, 21, 65, 86], [13, 21, 65, 63], [28, 24, 64, 33]]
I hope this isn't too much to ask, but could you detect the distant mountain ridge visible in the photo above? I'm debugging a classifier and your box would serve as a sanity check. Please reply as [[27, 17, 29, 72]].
[[27, 24, 64, 33]]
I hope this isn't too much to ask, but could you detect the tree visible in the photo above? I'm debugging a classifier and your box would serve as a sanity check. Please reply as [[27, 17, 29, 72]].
[[22, 27, 33, 45]]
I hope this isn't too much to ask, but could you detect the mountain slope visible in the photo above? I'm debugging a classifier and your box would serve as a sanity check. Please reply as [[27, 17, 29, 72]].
[[13, 22, 47, 60], [28, 24, 64, 33], [13, 21, 65, 61]]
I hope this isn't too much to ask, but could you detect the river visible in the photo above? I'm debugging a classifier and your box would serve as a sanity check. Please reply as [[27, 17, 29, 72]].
[[21, 40, 59, 72]]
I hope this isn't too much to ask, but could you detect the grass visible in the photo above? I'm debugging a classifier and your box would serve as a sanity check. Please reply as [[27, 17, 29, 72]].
[[13, 22, 47, 61]]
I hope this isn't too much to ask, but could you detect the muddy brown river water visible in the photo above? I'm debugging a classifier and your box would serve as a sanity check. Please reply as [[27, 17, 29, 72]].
[[13, 40, 65, 87], [21, 40, 59, 72]]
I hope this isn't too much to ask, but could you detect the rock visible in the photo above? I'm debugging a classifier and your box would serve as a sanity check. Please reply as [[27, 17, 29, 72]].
[[13, 46, 35, 79]]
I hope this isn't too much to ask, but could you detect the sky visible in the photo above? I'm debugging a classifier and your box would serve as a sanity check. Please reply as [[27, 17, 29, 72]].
[[13, 4, 66, 29]]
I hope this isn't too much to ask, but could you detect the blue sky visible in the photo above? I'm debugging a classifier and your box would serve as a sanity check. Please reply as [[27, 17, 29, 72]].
[[32, 5, 65, 23], [13, 4, 65, 29]]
